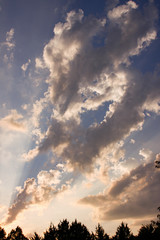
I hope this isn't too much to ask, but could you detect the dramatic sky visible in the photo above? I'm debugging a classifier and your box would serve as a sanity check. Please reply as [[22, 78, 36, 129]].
[[0, 0, 160, 237]]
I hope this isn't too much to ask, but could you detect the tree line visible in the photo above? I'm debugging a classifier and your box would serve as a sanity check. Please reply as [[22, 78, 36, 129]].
[[0, 208, 160, 240]]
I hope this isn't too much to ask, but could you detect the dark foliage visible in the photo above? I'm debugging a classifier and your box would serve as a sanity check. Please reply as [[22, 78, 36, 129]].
[[1, 208, 160, 240], [6, 226, 28, 240], [95, 223, 109, 240], [69, 219, 91, 240], [114, 222, 131, 240], [30, 232, 41, 240], [0, 227, 6, 240], [43, 223, 57, 240]]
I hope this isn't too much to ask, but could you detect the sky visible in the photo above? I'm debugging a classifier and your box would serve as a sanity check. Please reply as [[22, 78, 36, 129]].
[[0, 0, 160, 237]]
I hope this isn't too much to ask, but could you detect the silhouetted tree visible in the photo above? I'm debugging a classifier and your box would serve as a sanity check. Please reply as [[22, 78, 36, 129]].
[[30, 232, 41, 240], [57, 219, 70, 240], [95, 224, 109, 240], [114, 222, 131, 240], [7, 226, 28, 240], [0, 227, 6, 240], [69, 219, 91, 240], [90, 232, 96, 240], [1, 216, 160, 240], [138, 223, 154, 240], [43, 223, 57, 240]]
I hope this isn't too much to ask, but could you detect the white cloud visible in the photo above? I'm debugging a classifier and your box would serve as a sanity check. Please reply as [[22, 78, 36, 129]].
[[21, 59, 31, 72], [35, 57, 46, 69], [130, 139, 135, 144], [2, 28, 15, 50], [108, 1, 138, 20], [6, 28, 14, 43], [139, 148, 155, 163], [22, 147, 39, 162], [37, 169, 61, 186]]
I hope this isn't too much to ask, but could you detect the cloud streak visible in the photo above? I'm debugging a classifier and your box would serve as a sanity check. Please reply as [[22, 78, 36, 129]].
[[79, 159, 160, 221]]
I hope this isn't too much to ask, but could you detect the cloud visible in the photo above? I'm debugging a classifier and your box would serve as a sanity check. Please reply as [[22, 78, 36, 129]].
[[0, 28, 15, 68], [38, 67, 160, 172], [3, 28, 15, 50], [22, 147, 39, 162], [107, 0, 138, 20], [0, 109, 27, 132], [21, 59, 31, 72], [6, 28, 14, 42], [43, 2, 157, 114], [35, 57, 46, 69], [139, 148, 155, 163], [130, 139, 135, 144], [79, 159, 160, 221], [3, 1, 160, 230], [4, 169, 70, 225], [34, 1, 160, 172], [37, 169, 61, 186], [43, 9, 106, 114]]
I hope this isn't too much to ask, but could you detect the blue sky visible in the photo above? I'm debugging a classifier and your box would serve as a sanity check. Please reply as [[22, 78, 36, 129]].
[[0, 0, 160, 237]]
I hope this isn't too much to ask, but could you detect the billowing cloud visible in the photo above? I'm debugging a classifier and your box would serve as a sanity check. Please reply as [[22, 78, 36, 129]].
[[37, 67, 160, 172], [37, 169, 61, 186], [79, 159, 160, 221], [31, 1, 160, 173], [43, 2, 158, 115], [43, 9, 106, 115], [108, 0, 138, 20], [4, 169, 70, 225]]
